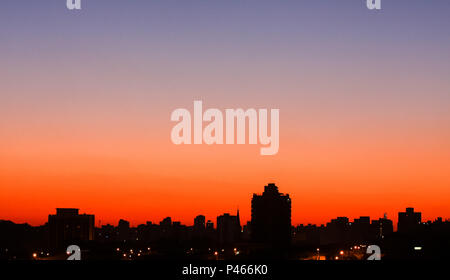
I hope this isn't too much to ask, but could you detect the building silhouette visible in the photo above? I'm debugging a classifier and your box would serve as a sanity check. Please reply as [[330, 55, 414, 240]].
[[2, 188, 449, 260], [251, 183, 291, 247], [48, 208, 94, 250], [371, 214, 393, 239], [97, 224, 116, 241], [216, 211, 241, 246], [118, 219, 130, 241], [193, 215, 205, 233], [350, 216, 371, 243], [398, 207, 421, 233], [321, 217, 350, 245]]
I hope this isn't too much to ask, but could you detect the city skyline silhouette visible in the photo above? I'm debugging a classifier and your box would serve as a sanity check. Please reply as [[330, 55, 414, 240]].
[[1, 183, 449, 261]]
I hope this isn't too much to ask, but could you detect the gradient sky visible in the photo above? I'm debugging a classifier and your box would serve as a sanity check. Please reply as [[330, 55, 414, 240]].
[[1, 0, 450, 227]]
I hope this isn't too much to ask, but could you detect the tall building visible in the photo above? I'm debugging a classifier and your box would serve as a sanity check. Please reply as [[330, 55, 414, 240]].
[[97, 224, 116, 241], [206, 220, 214, 231], [194, 215, 206, 230], [251, 183, 291, 246], [48, 208, 94, 251], [398, 207, 421, 233], [371, 215, 393, 239], [351, 216, 371, 242], [118, 219, 130, 241], [193, 215, 206, 237], [322, 217, 350, 245], [217, 211, 241, 246]]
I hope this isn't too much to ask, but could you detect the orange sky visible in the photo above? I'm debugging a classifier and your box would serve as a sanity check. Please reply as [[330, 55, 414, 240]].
[[1, 115, 449, 227]]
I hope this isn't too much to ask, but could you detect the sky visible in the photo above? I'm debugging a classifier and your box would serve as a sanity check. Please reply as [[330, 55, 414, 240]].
[[1, 0, 450, 227]]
